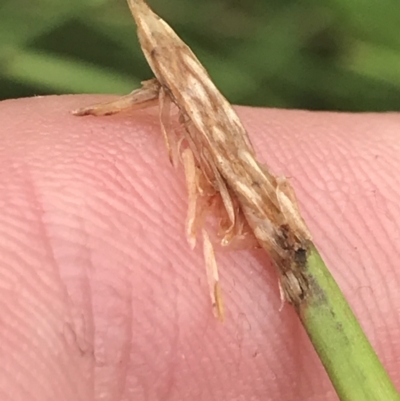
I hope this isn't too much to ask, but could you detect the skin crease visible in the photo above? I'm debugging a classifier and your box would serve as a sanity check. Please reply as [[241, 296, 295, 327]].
[[0, 95, 399, 401]]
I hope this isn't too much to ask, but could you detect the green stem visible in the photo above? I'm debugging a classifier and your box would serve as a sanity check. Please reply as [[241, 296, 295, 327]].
[[300, 244, 400, 401]]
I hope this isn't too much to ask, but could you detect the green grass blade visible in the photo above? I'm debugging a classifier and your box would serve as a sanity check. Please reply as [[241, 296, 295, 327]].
[[3, 49, 139, 94], [300, 244, 400, 401]]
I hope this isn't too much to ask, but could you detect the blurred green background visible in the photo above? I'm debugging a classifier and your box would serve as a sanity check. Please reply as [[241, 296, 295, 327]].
[[2, 0, 400, 111]]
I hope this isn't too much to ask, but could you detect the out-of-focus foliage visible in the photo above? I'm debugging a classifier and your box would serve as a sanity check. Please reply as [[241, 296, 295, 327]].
[[1, 0, 400, 111]]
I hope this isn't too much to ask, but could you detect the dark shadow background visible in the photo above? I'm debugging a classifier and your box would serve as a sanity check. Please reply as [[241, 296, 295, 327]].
[[2, 0, 400, 111]]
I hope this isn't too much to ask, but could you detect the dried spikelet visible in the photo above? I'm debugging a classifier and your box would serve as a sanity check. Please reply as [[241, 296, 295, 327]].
[[73, 0, 313, 319]]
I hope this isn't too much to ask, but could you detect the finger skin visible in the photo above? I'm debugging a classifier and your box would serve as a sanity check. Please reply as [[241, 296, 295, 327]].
[[0, 95, 399, 401]]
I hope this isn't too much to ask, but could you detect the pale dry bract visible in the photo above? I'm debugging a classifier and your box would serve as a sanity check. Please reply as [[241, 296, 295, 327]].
[[73, 0, 312, 320]]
